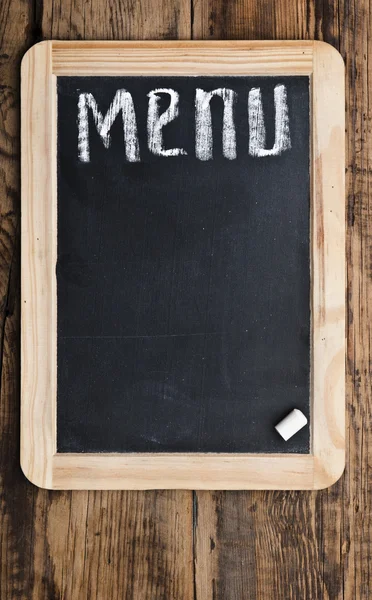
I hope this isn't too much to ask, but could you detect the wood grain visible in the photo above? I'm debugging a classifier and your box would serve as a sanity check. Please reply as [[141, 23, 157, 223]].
[[21, 39, 56, 489], [193, 1, 365, 599], [51, 40, 314, 74], [0, 2, 35, 598], [0, 0, 369, 598], [1, 1, 194, 598], [41, 0, 191, 41]]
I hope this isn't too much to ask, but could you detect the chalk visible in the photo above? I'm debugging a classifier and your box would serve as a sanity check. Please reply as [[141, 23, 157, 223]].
[[275, 409, 307, 441], [78, 90, 140, 163], [248, 84, 291, 157], [147, 88, 187, 157], [77, 86, 293, 163], [195, 88, 237, 160]]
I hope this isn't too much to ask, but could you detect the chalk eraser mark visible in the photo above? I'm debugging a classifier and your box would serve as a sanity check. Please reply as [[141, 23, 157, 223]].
[[275, 409, 308, 441]]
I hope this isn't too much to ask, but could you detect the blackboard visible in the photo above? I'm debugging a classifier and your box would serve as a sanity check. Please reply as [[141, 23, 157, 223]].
[[21, 41, 345, 490], [56, 75, 310, 454]]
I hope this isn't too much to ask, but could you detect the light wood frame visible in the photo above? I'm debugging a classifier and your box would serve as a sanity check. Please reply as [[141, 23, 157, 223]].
[[21, 41, 345, 490]]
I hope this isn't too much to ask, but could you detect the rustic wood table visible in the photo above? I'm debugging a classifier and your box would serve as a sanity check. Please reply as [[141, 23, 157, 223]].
[[0, 1, 365, 598]]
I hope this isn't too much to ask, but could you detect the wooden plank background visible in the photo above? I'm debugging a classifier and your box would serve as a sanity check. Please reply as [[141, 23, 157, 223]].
[[0, 0, 366, 598]]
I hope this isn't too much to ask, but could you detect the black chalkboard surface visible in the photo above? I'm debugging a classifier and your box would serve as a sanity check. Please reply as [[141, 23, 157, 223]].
[[56, 75, 310, 454]]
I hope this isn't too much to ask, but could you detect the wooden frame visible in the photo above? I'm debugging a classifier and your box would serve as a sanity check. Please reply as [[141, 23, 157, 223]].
[[21, 41, 345, 490]]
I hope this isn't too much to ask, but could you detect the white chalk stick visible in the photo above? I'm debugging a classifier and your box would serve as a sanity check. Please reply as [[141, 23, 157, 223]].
[[275, 409, 308, 441]]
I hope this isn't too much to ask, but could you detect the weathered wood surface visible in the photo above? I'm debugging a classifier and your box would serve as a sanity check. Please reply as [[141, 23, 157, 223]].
[[0, 0, 367, 598], [1, 2, 193, 599], [194, 2, 368, 599]]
